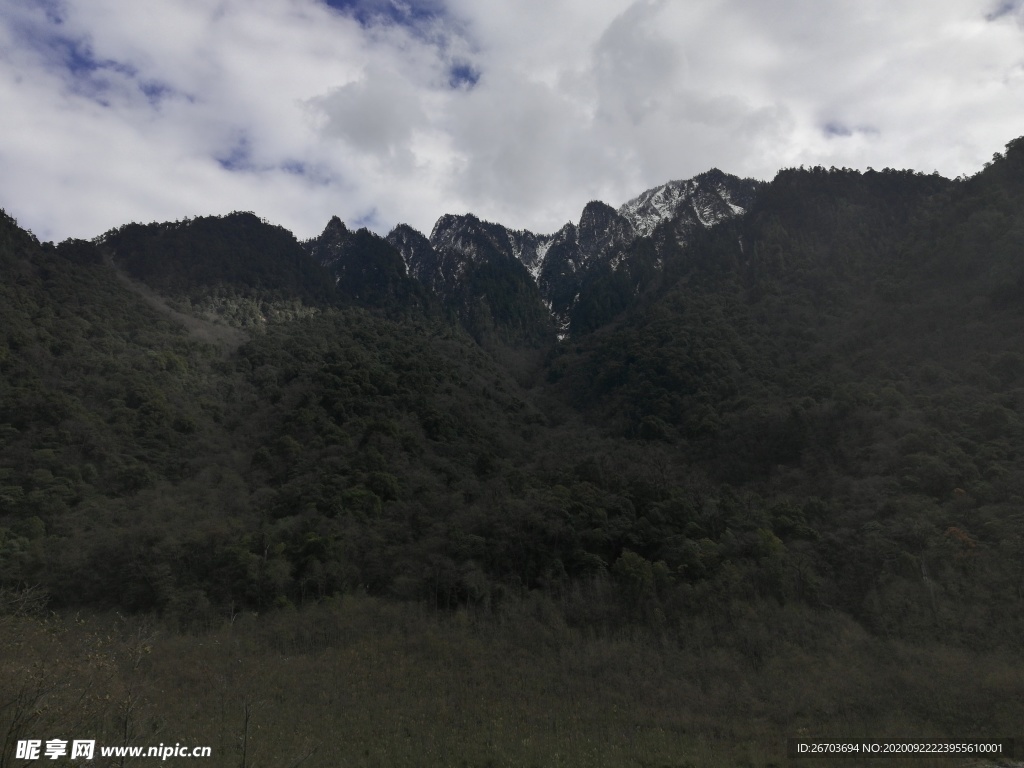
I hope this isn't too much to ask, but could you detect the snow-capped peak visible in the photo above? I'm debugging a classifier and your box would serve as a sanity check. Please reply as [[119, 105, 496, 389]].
[[617, 169, 762, 237]]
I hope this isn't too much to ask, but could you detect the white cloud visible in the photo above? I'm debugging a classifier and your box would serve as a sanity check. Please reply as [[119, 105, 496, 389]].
[[1, 0, 1022, 243], [312, 65, 426, 164]]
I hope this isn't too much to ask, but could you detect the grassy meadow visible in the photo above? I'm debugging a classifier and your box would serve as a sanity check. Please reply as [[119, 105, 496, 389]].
[[3, 593, 1021, 768]]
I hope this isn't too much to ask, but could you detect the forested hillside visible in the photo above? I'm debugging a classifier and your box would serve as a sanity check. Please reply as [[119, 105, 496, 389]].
[[2, 138, 1024, 767]]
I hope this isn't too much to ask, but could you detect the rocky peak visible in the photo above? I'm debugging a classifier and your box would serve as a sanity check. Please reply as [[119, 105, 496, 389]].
[[429, 213, 517, 267], [323, 215, 348, 236], [386, 223, 441, 287], [577, 201, 636, 263], [305, 216, 353, 269], [618, 170, 762, 238]]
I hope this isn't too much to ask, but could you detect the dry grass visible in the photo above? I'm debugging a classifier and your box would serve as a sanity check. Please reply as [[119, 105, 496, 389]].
[[1, 597, 1021, 768]]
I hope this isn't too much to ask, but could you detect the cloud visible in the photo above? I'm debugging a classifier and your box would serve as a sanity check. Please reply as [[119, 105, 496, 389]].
[[594, 0, 684, 125], [1, 0, 1023, 243], [311, 65, 427, 164]]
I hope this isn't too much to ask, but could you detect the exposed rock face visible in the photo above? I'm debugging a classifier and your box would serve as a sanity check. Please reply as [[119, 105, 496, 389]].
[[578, 200, 636, 263], [387, 223, 443, 290], [618, 168, 762, 238]]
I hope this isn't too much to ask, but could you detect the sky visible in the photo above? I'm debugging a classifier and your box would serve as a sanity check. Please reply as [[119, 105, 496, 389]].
[[1, 0, 1023, 243]]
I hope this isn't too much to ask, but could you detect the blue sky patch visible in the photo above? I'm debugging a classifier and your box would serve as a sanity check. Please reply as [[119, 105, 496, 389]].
[[281, 160, 308, 176], [279, 160, 337, 187], [49, 34, 139, 104], [986, 0, 1021, 21], [139, 80, 177, 107], [10, 6, 193, 110], [448, 61, 479, 89], [215, 135, 254, 172], [57, 35, 101, 77], [10, 10, 156, 105], [823, 122, 853, 138], [33, 0, 66, 26], [824, 122, 880, 140], [351, 207, 381, 230], [40, 29, 135, 82], [320, 0, 480, 89], [322, 0, 444, 29]]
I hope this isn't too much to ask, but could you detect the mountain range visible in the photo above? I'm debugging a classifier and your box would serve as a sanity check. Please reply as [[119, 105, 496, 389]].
[[1, 136, 1024, 652], [304, 167, 762, 340]]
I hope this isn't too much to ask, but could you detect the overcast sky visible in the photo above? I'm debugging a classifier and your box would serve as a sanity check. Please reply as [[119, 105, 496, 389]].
[[2, 0, 1023, 242]]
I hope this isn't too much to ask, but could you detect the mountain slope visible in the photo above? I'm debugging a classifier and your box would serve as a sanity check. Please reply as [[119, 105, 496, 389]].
[[103, 212, 336, 304], [548, 143, 1024, 631], [3, 140, 1024, 648]]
